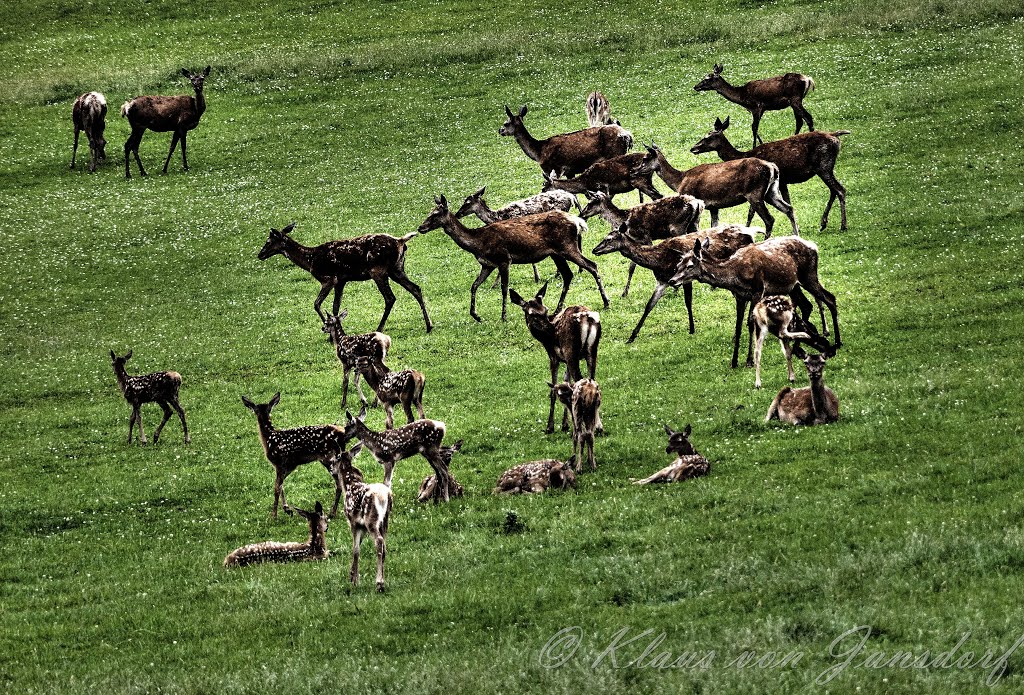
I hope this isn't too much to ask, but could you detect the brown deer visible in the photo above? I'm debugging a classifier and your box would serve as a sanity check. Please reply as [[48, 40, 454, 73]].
[[417, 473, 465, 502], [552, 380, 602, 472], [633, 424, 711, 484], [240, 392, 350, 519], [258, 222, 433, 332], [509, 283, 601, 434], [766, 353, 839, 425], [543, 152, 663, 202], [330, 443, 394, 592], [110, 350, 190, 446], [752, 294, 834, 389], [223, 502, 330, 568], [320, 310, 391, 411], [121, 66, 210, 178], [70, 92, 107, 173], [691, 116, 850, 231], [494, 459, 577, 494], [694, 64, 816, 146], [416, 195, 609, 322], [632, 143, 798, 236], [586, 91, 617, 127], [499, 104, 633, 178], [352, 356, 425, 430]]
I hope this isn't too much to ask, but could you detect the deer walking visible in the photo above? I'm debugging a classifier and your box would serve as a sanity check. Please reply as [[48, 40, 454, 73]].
[[110, 350, 189, 445], [552, 379, 602, 472], [766, 353, 839, 425], [752, 294, 833, 389], [321, 310, 391, 412], [223, 502, 330, 568], [633, 424, 711, 484], [494, 459, 577, 494], [353, 356, 425, 430], [70, 92, 107, 173], [331, 443, 393, 592], [543, 152, 663, 203]]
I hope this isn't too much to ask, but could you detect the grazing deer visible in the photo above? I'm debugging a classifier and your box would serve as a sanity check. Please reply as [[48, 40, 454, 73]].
[[633, 143, 798, 236], [223, 502, 330, 568], [494, 459, 577, 494], [70, 92, 107, 173], [110, 350, 190, 445], [330, 443, 394, 592], [694, 64, 816, 146], [417, 195, 609, 322], [552, 380, 602, 472], [240, 392, 350, 519], [353, 356, 425, 430], [344, 407, 463, 503], [586, 91, 618, 127], [766, 353, 839, 425], [633, 424, 711, 484], [121, 66, 210, 178], [544, 152, 663, 203], [509, 283, 601, 434], [691, 116, 850, 231], [752, 294, 833, 389], [417, 472, 465, 502], [499, 104, 633, 178], [258, 222, 433, 332], [321, 310, 391, 411]]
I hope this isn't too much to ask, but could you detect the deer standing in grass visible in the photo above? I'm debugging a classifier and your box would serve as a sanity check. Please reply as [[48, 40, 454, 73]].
[[544, 152, 663, 202], [552, 379, 602, 472], [330, 443, 393, 592], [258, 222, 433, 331], [223, 502, 330, 568], [766, 353, 839, 425], [694, 64, 816, 147], [121, 66, 210, 178], [110, 350, 190, 445], [70, 92, 107, 173], [752, 294, 834, 389], [494, 459, 577, 494], [633, 424, 711, 484], [240, 392, 350, 519], [321, 310, 391, 412], [353, 356, 425, 430]]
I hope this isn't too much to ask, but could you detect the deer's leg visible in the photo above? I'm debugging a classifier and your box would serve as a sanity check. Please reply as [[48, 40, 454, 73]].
[[332, 281, 347, 316], [790, 287, 814, 323], [163, 131, 181, 174], [586, 432, 597, 471], [374, 532, 387, 593], [753, 323, 767, 389], [136, 406, 148, 445], [127, 407, 138, 445], [622, 262, 637, 298], [425, 451, 451, 504], [684, 281, 695, 334], [313, 281, 334, 321], [745, 301, 757, 368], [382, 460, 395, 488], [798, 102, 815, 132], [341, 367, 351, 410], [572, 254, 610, 309], [498, 264, 511, 322], [793, 106, 805, 135], [271, 470, 285, 519], [402, 397, 415, 425], [751, 109, 764, 147], [469, 264, 495, 322], [549, 257, 574, 313], [545, 357, 560, 434], [782, 338, 796, 383], [372, 276, 397, 334], [153, 402, 173, 443], [169, 398, 188, 443], [179, 131, 188, 171], [384, 403, 395, 430], [627, 281, 670, 344], [125, 128, 148, 178], [638, 180, 662, 200], [328, 466, 343, 519], [532, 264, 541, 283], [818, 170, 848, 231], [730, 295, 747, 369], [71, 128, 80, 169], [709, 208, 720, 228], [350, 528, 363, 586], [749, 200, 776, 238], [765, 188, 799, 237], [390, 271, 433, 333]]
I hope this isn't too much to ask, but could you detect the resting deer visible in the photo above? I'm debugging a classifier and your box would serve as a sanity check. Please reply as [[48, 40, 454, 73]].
[[586, 91, 618, 127], [417, 473, 465, 503], [353, 356, 425, 430], [552, 380, 602, 472], [321, 310, 391, 411], [110, 350, 189, 445], [543, 152, 663, 203], [121, 66, 210, 178], [70, 92, 107, 173], [223, 502, 330, 568], [509, 283, 601, 434], [766, 353, 839, 425], [633, 424, 711, 484], [752, 294, 833, 389], [499, 104, 633, 178], [494, 459, 577, 494], [258, 222, 433, 331], [694, 64, 815, 146], [240, 392, 349, 519], [417, 195, 609, 322], [331, 443, 393, 592], [691, 116, 850, 231]]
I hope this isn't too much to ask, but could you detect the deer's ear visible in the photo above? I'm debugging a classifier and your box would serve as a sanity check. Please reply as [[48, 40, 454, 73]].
[[349, 441, 363, 457], [240, 395, 255, 410], [722, 115, 730, 130], [281, 222, 296, 235], [203, 65, 211, 76], [536, 281, 548, 300], [504, 104, 514, 118], [714, 117, 725, 131], [664, 423, 675, 437], [683, 423, 692, 437], [438, 194, 448, 208], [509, 289, 525, 306], [475, 186, 486, 197], [518, 104, 528, 117], [314, 501, 323, 514], [181, 68, 191, 77], [714, 63, 723, 74], [124, 349, 133, 360], [337, 308, 348, 320], [269, 391, 281, 408], [357, 404, 368, 421], [110, 350, 116, 361]]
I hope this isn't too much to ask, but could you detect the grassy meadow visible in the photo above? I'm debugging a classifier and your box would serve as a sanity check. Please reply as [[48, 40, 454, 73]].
[[2, 0, 1024, 692]]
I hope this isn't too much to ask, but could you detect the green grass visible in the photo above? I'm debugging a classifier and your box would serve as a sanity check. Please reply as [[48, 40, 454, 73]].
[[2, 1, 1024, 693]]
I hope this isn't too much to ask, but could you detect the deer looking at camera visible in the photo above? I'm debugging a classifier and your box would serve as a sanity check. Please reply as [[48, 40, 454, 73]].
[[552, 379, 602, 472], [321, 310, 391, 412], [752, 294, 834, 389], [329, 443, 393, 592], [633, 424, 711, 484], [223, 502, 330, 568], [70, 91, 107, 173], [110, 350, 190, 446], [586, 91, 619, 127], [766, 353, 839, 425]]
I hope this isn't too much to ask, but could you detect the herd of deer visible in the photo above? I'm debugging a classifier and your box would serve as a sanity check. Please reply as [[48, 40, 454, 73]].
[[100, 63, 848, 591]]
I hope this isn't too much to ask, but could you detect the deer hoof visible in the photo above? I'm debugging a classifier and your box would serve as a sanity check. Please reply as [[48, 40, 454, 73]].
[[471, 313, 482, 323], [376, 582, 386, 593]]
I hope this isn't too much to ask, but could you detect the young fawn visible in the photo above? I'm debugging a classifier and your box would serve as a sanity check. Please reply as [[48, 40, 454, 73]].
[[331, 443, 394, 593], [223, 502, 330, 568], [633, 424, 710, 484], [110, 350, 189, 445], [766, 353, 840, 425]]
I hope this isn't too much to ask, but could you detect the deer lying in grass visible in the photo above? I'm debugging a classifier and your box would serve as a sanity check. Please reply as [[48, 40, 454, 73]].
[[122, 66, 210, 178], [353, 356, 425, 430], [752, 294, 834, 389], [223, 502, 330, 568], [552, 379, 602, 472], [691, 116, 850, 231], [70, 92, 107, 173], [331, 443, 393, 592], [766, 353, 839, 425], [240, 392, 349, 519], [694, 63, 816, 146], [417, 473, 465, 503], [544, 152, 663, 202], [586, 91, 618, 127], [258, 222, 433, 331], [321, 310, 391, 411], [633, 424, 710, 484], [494, 459, 577, 494], [499, 104, 633, 178], [110, 350, 190, 445]]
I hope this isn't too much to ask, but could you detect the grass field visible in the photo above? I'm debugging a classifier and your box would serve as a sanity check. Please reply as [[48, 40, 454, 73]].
[[2, 1, 1024, 692]]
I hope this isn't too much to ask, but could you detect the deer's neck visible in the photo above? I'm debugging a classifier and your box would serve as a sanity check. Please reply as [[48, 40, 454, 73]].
[[279, 237, 316, 273], [526, 316, 558, 350], [113, 367, 129, 394], [656, 152, 685, 190], [353, 424, 388, 459], [698, 260, 755, 297], [438, 213, 485, 254], [713, 80, 750, 108], [511, 126, 544, 163], [616, 238, 667, 272], [194, 88, 206, 117], [254, 415, 276, 456], [809, 374, 831, 422], [712, 137, 747, 162], [475, 202, 499, 224], [360, 364, 388, 392]]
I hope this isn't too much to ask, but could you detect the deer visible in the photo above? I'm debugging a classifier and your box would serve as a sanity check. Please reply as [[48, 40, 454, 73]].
[[691, 116, 850, 231], [508, 282, 601, 435], [633, 424, 711, 484], [632, 143, 798, 237], [499, 104, 633, 178], [352, 355, 425, 430], [416, 473, 465, 503], [586, 91, 618, 127], [343, 407, 463, 504], [110, 350, 190, 446], [694, 64, 816, 147], [70, 92, 107, 173], [240, 392, 350, 520], [121, 66, 210, 178], [552, 379, 602, 472], [766, 353, 839, 425], [320, 309, 391, 412], [494, 459, 577, 494], [416, 195, 609, 322], [752, 294, 834, 389], [330, 443, 394, 592], [543, 152, 663, 203], [258, 222, 433, 332], [223, 502, 330, 568]]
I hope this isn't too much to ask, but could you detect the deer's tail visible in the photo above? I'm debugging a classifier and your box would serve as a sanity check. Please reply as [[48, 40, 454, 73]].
[[832, 130, 852, 137], [397, 231, 419, 244], [120, 100, 134, 118], [803, 76, 816, 97]]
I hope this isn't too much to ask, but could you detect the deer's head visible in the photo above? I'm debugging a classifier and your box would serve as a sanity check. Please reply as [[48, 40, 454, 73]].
[[694, 63, 725, 92], [328, 442, 365, 482], [550, 381, 575, 408], [498, 105, 528, 137], [343, 405, 370, 441], [631, 143, 663, 178], [454, 187, 486, 219], [321, 309, 349, 344], [550, 460, 577, 491], [240, 391, 281, 422], [668, 237, 711, 287], [417, 196, 451, 233], [592, 225, 632, 256], [182, 66, 211, 93], [690, 116, 731, 155], [664, 423, 696, 456], [509, 282, 551, 320], [258, 222, 297, 260], [110, 349, 133, 373], [802, 353, 829, 381], [289, 501, 329, 537]]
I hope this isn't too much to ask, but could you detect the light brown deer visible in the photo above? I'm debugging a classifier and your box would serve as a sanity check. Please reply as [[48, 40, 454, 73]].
[[240, 392, 349, 519], [552, 379, 602, 472], [543, 152, 663, 202], [121, 66, 210, 178], [586, 91, 617, 127], [417, 195, 609, 321], [320, 310, 391, 411], [694, 64, 816, 146], [494, 459, 577, 494], [752, 294, 834, 389], [691, 116, 850, 231], [223, 502, 330, 568], [70, 92, 107, 173], [416, 473, 465, 503], [633, 424, 711, 484], [330, 443, 394, 592], [258, 222, 433, 331], [110, 350, 189, 446], [353, 356, 425, 430], [766, 353, 839, 425]]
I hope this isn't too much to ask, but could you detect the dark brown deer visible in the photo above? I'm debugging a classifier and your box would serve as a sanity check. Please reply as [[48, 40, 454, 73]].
[[499, 104, 633, 178], [121, 66, 210, 178], [70, 92, 107, 173], [416, 472, 465, 503], [353, 356, 425, 430], [110, 350, 190, 445], [330, 443, 394, 592], [321, 310, 391, 412], [223, 502, 330, 568], [633, 424, 710, 484], [552, 379, 602, 472], [752, 294, 833, 389], [691, 116, 850, 231], [586, 91, 617, 127], [766, 353, 839, 425], [417, 195, 609, 321], [543, 152, 663, 202], [240, 392, 350, 519], [258, 222, 433, 332], [494, 458, 577, 494], [694, 64, 816, 146]]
